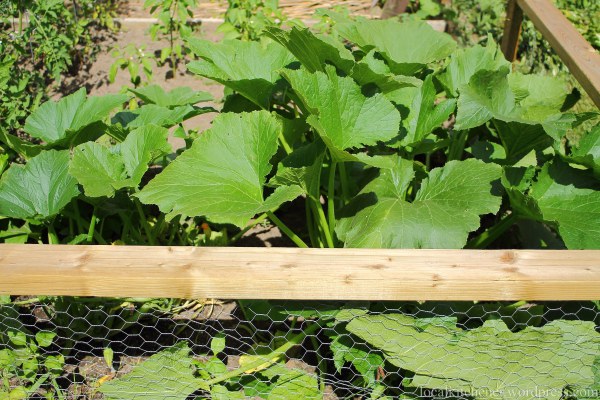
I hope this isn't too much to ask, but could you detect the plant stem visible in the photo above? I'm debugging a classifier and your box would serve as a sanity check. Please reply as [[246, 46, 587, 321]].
[[279, 133, 293, 155], [71, 199, 84, 235], [266, 211, 308, 248], [338, 162, 350, 205], [466, 213, 519, 249], [134, 198, 156, 245], [86, 207, 97, 244], [327, 161, 337, 241], [448, 129, 468, 161], [230, 213, 269, 243], [203, 322, 321, 387], [305, 199, 319, 248], [47, 223, 58, 245], [11, 297, 41, 306], [310, 335, 327, 393], [313, 199, 334, 248]]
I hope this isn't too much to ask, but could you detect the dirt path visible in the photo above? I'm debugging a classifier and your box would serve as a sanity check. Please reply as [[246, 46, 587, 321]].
[[119, 0, 379, 20]]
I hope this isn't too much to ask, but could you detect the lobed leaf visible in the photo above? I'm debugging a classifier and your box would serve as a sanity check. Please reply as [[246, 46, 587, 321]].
[[0, 150, 79, 219], [282, 67, 401, 161], [99, 342, 200, 400], [336, 20, 456, 75], [186, 39, 295, 109], [336, 158, 501, 248], [347, 313, 600, 399], [24, 88, 128, 145], [265, 26, 355, 74], [137, 111, 299, 227], [129, 85, 213, 108], [69, 124, 171, 197]]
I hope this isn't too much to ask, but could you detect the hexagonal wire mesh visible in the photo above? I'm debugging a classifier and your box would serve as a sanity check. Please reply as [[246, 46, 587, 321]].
[[1, 297, 599, 399]]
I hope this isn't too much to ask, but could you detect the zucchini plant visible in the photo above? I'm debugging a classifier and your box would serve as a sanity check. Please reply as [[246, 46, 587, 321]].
[[1, 19, 599, 249]]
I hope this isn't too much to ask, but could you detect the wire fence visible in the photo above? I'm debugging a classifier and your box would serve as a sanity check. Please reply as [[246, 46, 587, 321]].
[[1, 297, 599, 399]]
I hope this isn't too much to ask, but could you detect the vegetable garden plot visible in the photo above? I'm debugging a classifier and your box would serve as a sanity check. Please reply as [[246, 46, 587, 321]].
[[2, 297, 600, 399]]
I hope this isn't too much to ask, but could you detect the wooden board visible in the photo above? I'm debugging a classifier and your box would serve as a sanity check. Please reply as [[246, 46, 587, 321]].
[[1, 245, 600, 300], [517, 0, 600, 108], [500, 0, 523, 62]]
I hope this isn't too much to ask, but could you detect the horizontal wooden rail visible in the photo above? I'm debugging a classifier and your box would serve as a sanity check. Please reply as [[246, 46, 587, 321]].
[[502, 0, 600, 108], [1, 245, 600, 300]]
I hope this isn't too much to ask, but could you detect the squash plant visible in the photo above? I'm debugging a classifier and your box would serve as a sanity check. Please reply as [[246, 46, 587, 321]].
[[140, 19, 599, 250], [1, 17, 600, 400], [1, 19, 600, 249]]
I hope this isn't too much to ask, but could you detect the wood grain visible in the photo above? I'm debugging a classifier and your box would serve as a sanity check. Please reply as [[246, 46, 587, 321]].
[[501, 0, 524, 62], [518, 0, 600, 108], [1, 245, 599, 300]]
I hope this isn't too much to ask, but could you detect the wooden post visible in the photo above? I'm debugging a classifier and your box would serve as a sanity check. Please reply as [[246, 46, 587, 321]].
[[380, 0, 409, 19], [517, 0, 600, 108], [1, 245, 600, 300], [501, 0, 524, 62]]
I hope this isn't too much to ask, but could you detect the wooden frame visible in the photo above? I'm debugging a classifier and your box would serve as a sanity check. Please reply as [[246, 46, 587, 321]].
[[1, 244, 599, 301], [501, 0, 600, 108]]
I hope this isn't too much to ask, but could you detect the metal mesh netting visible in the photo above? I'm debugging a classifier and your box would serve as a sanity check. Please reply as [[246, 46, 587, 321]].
[[1, 297, 599, 399]]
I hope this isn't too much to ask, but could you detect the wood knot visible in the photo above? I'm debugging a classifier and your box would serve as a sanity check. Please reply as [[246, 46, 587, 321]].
[[500, 251, 517, 264]]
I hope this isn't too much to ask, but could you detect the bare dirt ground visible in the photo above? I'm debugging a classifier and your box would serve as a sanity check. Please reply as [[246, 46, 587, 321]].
[[119, 0, 379, 20]]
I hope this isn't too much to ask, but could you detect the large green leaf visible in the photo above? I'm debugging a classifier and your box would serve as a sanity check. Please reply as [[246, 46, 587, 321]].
[[0, 127, 43, 159], [439, 38, 510, 97], [400, 75, 456, 147], [569, 124, 600, 174], [122, 104, 213, 129], [0, 150, 79, 219], [455, 68, 516, 130], [23, 88, 128, 145], [269, 140, 326, 199], [508, 72, 567, 121], [186, 39, 295, 109], [336, 158, 501, 248], [99, 342, 200, 400], [455, 68, 571, 139], [347, 313, 600, 399], [69, 142, 128, 198], [351, 50, 421, 102], [70, 125, 171, 197], [336, 20, 456, 75], [492, 120, 553, 165], [129, 85, 212, 108], [260, 363, 321, 400], [137, 111, 301, 227], [330, 332, 384, 388], [529, 161, 600, 249], [265, 26, 355, 74], [282, 67, 401, 161]]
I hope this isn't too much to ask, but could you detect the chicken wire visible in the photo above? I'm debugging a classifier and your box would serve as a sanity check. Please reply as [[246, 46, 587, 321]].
[[1, 297, 599, 399]]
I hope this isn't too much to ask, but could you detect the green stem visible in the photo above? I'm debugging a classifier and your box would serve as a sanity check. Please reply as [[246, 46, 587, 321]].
[[314, 199, 335, 248], [327, 161, 337, 241], [279, 133, 293, 155], [204, 322, 320, 387], [466, 213, 519, 249], [338, 162, 350, 205], [72, 199, 84, 235], [134, 198, 156, 245], [266, 211, 309, 248], [11, 297, 41, 306], [309, 199, 325, 248], [230, 213, 269, 243], [86, 207, 97, 244], [47, 224, 58, 245], [305, 199, 319, 248], [310, 335, 327, 393], [448, 130, 468, 161]]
